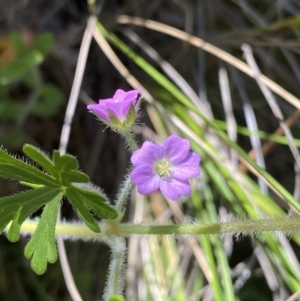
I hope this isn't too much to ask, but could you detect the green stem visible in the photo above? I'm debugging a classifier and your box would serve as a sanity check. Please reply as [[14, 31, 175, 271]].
[[122, 130, 138, 152], [114, 129, 137, 213], [18, 217, 300, 239], [114, 174, 133, 213], [103, 238, 127, 301]]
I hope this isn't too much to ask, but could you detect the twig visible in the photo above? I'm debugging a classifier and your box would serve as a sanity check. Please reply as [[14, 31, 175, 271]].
[[57, 15, 97, 301]]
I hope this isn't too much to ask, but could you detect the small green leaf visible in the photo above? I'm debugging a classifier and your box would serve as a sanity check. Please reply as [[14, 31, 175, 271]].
[[66, 187, 100, 233], [23, 144, 55, 175], [32, 84, 64, 118], [10, 32, 28, 53], [51, 151, 89, 186], [32, 33, 54, 57], [63, 171, 89, 184], [0, 187, 61, 238], [0, 59, 29, 85], [71, 184, 118, 220], [0, 51, 43, 85], [24, 192, 62, 274], [0, 148, 58, 187], [53, 151, 78, 171]]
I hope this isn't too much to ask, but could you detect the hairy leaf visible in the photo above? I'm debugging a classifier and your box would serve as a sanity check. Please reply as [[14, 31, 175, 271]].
[[70, 184, 118, 220], [0, 187, 61, 239], [23, 144, 55, 175], [0, 148, 58, 187], [0, 143, 118, 274], [65, 187, 101, 233], [24, 192, 62, 274]]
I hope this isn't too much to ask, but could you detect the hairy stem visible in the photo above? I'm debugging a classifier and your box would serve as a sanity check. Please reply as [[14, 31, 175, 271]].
[[18, 216, 300, 239], [114, 174, 133, 213], [122, 130, 138, 152], [103, 238, 127, 301]]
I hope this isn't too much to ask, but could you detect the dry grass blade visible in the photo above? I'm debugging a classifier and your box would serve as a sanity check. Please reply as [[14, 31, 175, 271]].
[[242, 44, 300, 171], [253, 246, 282, 301], [230, 67, 267, 193], [92, 26, 144, 96], [126, 192, 145, 301], [218, 66, 238, 166], [121, 28, 205, 113], [56, 15, 98, 301], [170, 113, 291, 204], [116, 16, 300, 111], [239, 109, 300, 172], [92, 24, 169, 136], [242, 44, 300, 202]]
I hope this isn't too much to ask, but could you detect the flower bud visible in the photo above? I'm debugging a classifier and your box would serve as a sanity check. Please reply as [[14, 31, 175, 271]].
[[87, 88, 142, 130]]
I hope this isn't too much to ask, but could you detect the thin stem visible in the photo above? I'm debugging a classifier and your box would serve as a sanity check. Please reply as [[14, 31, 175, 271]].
[[122, 130, 138, 152], [19, 217, 300, 239], [113, 129, 138, 213], [103, 238, 127, 301], [114, 174, 133, 213], [57, 15, 97, 301]]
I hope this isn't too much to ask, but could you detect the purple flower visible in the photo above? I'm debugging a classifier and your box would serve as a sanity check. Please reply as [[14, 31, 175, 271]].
[[130, 135, 201, 201], [87, 88, 142, 129]]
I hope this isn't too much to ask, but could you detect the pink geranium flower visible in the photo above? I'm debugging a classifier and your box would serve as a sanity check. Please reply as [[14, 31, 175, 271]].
[[130, 135, 201, 201], [87, 88, 142, 129]]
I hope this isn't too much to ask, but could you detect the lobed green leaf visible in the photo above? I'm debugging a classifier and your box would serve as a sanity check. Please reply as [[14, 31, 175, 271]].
[[71, 184, 118, 220], [24, 192, 62, 274], [9, 32, 28, 53], [0, 187, 61, 239], [23, 144, 55, 175], [0, 148, 58, 187], [31, 33, 54, 57], [65, 187, 101, 233]]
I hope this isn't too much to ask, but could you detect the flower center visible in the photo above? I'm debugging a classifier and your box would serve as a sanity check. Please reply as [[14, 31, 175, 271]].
[[155, 160, 171, 178]]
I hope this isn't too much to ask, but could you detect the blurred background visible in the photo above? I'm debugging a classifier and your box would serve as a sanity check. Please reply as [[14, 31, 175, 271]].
[[1, 0, 300, 300]]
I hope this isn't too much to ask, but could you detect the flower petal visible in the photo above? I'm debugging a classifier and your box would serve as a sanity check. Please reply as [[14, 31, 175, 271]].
[[172, 152, 201, 180], [112, 89, 126, 101], [162, 135, 190, 164], [136, 178, 160, 194], [160, 178, 191, 201], [131, 141, 163, 166], [122, 88, 142, 104], [87, 103, 110, 120], [106, 99, 132, 121], [130, 164, 155, 184], [130, 165, 160, 194]]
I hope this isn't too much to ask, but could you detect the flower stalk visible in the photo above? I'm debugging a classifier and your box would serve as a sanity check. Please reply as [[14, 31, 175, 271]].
[[114, 175, 133, 213], [121, 130, 138, 152], [18, 217, 300, 239], [103, 238, 127, 301]]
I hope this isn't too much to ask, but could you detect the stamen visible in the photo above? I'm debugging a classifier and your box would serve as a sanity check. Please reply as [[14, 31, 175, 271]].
[[155, 160, 171, 178]]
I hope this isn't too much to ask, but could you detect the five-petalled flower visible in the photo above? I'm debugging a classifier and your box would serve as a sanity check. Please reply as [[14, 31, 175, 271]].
[[130, 135, 201, 201], [87, 88, 142, 130]]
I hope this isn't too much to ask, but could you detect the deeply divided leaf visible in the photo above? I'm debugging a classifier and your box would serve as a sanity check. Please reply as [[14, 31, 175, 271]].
[[0, 143, 118, 274], [0, 187, 61, 239], [71, 184, 118, 220], [23, 144, 55, 175], [66, 187, 101, 233], [24, 192, 62, 274], [0, 148, 58, 187]]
